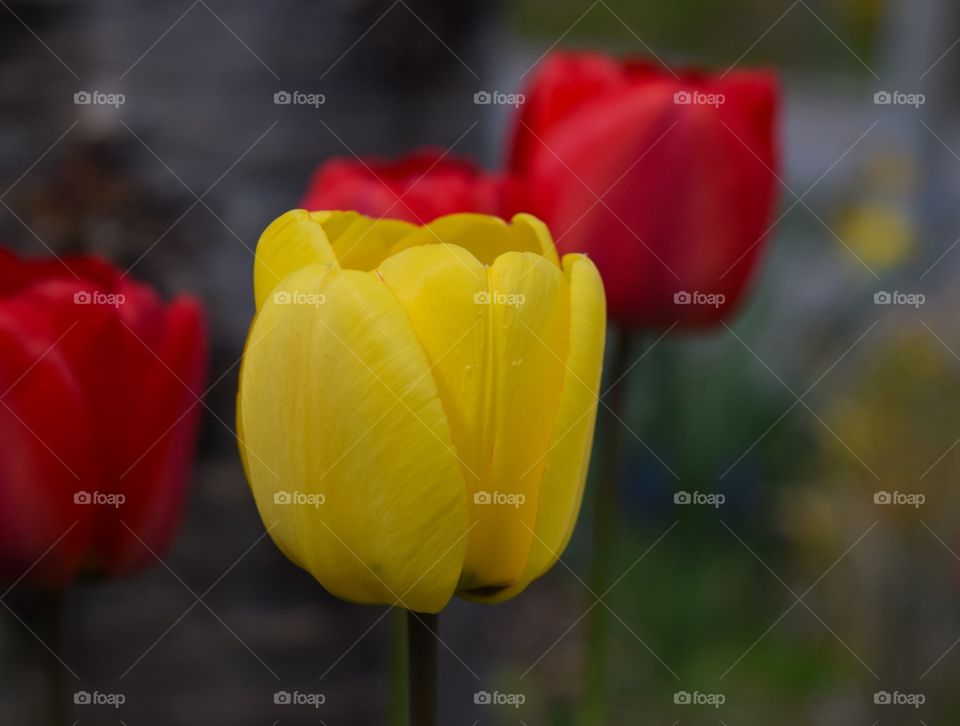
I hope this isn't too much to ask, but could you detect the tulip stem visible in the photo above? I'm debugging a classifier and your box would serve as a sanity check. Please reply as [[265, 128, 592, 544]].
[[407, 611, 438, 726], [581, 328, 633, 726], [34, 590, 67, 726], [391, 608, 409, 726]]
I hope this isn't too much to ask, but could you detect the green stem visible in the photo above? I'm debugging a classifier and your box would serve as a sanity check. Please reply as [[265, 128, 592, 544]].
[[580, 328, 633, 726], [407, 611, 438, 726], [391, 608, 409, 726], [33, 590, 67, 726]]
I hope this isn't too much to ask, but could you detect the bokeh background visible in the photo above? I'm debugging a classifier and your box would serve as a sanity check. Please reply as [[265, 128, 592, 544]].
[[2, 0, 960, 723]]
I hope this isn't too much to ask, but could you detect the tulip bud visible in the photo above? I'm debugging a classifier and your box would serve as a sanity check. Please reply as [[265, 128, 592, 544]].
[[238, 210, 605, 612], [301, 149, 511, 224], [0, 249, 207, 585], [510, 52, 779, 329]]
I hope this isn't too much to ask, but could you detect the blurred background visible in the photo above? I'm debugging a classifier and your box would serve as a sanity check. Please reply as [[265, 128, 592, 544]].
[[2, 0, 960, 723]]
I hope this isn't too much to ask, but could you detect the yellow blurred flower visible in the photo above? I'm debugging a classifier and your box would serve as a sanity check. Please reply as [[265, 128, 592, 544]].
[[786, 328, 960, 547], [837, 202, 914, 270], [836, 151, 917, 271], [237, 210, 606, 612]]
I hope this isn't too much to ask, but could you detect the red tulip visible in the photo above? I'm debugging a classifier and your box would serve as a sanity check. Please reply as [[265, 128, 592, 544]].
[[0, 249, 207, 586], [301, 148, 512, 223], [509, 52, 780, 328]]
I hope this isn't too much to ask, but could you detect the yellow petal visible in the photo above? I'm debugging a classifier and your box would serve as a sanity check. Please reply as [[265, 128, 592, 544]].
[[510, 213, 561, 266], [312, 210, 418, 272], [377, 245, 570, 593], [253, 211, 422, 311], [392, 213, 557, 266], [376, 243, 488, 481], [464, 253, 605, 603], [253, 210, 338, 311], [238, 263, 470, 613]]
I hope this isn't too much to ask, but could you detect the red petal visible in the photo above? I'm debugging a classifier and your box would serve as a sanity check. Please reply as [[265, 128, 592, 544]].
[[515, 61, 780, 328], [92, 296, 208, 574], [0, 304, 99, 586], [510, 52, 627, 175], [301, 149, 507, 223]]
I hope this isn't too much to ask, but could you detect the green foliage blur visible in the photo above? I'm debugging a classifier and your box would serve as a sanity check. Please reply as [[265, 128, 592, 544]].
[[511, 0, 884, 73]]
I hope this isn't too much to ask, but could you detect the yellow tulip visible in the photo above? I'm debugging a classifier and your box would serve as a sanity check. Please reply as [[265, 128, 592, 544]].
[[237, 209, 605, 613]]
